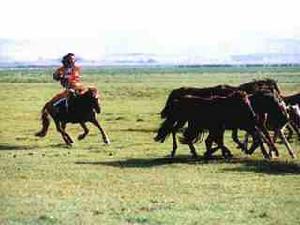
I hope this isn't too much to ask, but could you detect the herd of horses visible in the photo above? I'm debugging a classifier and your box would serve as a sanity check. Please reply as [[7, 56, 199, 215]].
[[154, 79, 300, 159], [35, 78, 300, 160]]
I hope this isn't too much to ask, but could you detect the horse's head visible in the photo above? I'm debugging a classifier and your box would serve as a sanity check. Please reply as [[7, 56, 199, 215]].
[[265, 79, 281, 95], [83, 87, 101, 114], [259, 91, 289, 128], [230, 91, 257, 120]]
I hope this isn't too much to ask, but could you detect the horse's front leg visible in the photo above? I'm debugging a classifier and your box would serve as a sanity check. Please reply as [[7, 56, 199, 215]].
[[54, 120, 72, 146], [91, 119, 110, 144], [170, 131, 178, 158], [278, 127, 296, 159], [289, 122, 300, 140], [258, 115, 279, 158], [78, 122, 89, 140], [61, 122, 73, 144], [246, 129, 270, 159]]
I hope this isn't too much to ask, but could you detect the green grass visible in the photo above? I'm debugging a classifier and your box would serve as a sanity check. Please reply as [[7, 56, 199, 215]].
[[0, 66, 300, 225]]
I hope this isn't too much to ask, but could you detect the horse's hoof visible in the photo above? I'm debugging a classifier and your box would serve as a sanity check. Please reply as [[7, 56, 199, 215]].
[[64, 141, 72, 147], [35, 131, 46, 137], [203, 153, 212, 160], [224, 154, 233, 160], [166, 155, 175, 159], [77, 134, 85, 140], [104, 139, 111, 145], [191, 154, 198, 159]]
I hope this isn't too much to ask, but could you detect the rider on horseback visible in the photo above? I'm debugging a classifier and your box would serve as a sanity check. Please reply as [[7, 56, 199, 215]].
[[51, 53, 86, 110]]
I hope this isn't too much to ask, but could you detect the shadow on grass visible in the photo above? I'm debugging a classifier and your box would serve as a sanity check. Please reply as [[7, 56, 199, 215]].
[[109, 128, 156, 133], [48, 143, 71, 149], [76, 155, 300, 175], [0, 143, 37, 151], [222, 158, 300, 175], [76, 155, 234, 168]]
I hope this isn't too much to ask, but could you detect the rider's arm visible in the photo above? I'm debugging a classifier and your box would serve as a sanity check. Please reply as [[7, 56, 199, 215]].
[[53, 67, 64, 81]]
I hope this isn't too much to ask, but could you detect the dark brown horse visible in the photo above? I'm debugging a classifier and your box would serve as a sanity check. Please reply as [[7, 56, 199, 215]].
[[35, 88, 110, 146], [155, 91, 267, 158], [230, 90, 294, 158]]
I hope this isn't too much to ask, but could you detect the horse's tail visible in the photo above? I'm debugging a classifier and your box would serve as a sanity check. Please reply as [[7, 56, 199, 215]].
[[180, 122, 204, 144], [35, 103, 51, 137], [154, 118, 177, 143]]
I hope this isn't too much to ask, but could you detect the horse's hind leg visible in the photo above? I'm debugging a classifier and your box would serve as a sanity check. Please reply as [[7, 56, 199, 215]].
[[232, 129, 246, 151], [215, 131, 233, 159], [204, 133, 215, 159], [170, 120, 186, 158], [91, 119, 110, 144], [78, 122, 89, 140]]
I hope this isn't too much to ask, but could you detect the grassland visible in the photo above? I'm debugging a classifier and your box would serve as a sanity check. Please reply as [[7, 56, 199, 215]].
[[0, 66, 300, 225]]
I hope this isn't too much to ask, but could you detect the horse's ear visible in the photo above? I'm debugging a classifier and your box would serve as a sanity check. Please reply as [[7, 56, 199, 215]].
[[89, 87, 100, 99]]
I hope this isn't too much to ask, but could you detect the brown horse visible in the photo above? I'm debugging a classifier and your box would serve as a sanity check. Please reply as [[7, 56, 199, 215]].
[[35, 87, 110, 146]]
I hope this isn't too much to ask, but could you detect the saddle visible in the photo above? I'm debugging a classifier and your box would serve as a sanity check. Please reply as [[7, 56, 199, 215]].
[[52, 90, 78, 113]]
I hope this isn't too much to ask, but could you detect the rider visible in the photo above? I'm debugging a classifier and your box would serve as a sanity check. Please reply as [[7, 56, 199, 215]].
[[51, 53, 86, 106]]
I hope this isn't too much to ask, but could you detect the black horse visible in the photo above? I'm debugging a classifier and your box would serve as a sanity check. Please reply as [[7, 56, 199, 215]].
[[35, 88, 110, 146]]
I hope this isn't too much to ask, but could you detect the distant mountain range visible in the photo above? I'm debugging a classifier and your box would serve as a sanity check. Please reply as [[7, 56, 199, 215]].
[[1, 38, 300, 67], [1, 52, 299, 68]]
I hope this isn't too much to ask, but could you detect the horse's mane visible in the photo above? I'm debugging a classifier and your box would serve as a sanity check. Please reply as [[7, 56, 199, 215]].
[[239, 78, 281, 94], [182, 90, 247, 102]]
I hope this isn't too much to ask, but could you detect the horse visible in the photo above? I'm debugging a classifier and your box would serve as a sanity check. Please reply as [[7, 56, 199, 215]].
[[35, 87, 110, 146], [229, 90, 295, 158], [285, 105, 300, 140], [281, 93, 300, 139], [155, 91, 267, 159]]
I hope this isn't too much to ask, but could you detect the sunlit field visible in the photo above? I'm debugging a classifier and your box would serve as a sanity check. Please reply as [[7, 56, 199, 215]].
[[0, 66, 300, 225]]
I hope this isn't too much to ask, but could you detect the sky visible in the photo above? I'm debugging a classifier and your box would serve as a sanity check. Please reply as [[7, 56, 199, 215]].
[[1, 0, 300, 62]]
